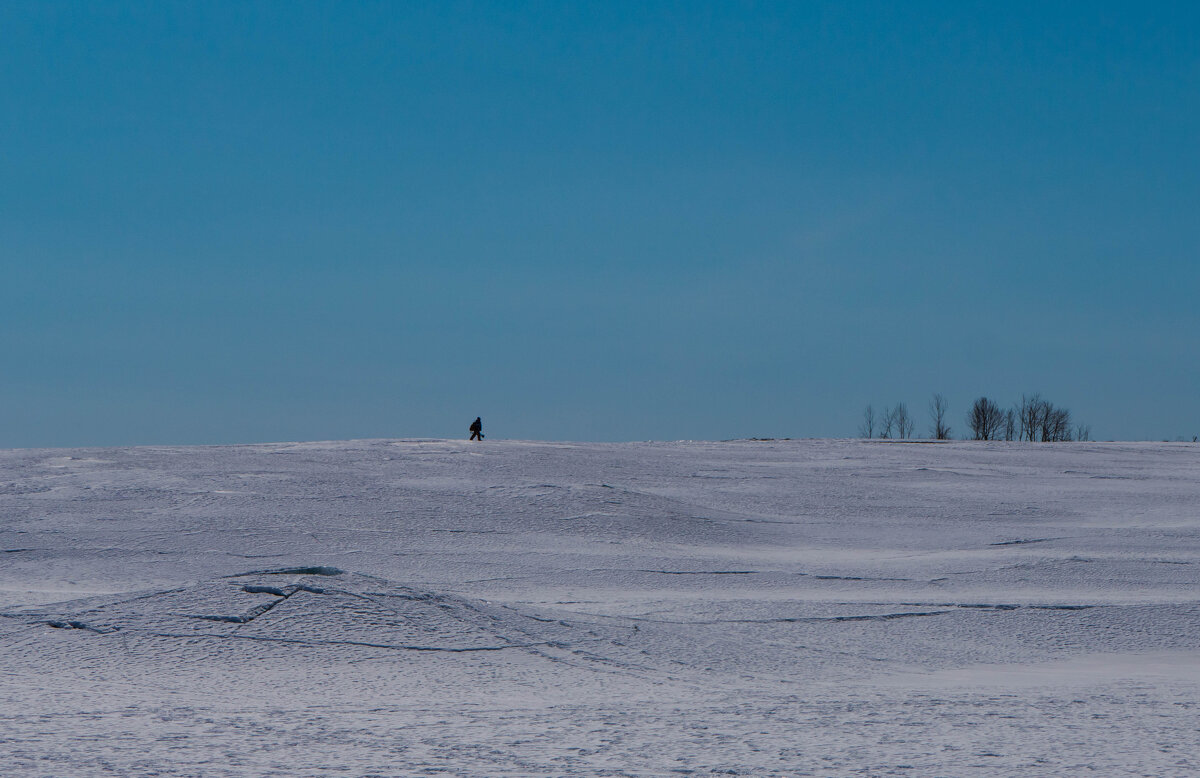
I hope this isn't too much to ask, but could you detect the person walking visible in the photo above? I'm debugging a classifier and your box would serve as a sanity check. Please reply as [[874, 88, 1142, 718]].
[[469, 417, 483, 441]]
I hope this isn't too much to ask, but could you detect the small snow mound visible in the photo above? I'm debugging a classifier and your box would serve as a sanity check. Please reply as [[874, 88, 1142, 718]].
[[18, 572, 623, 666]]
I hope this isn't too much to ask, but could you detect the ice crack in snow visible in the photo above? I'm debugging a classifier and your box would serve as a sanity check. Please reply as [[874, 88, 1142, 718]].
[[898, 602, 1097, 611], [179, 581, 324, 623], [224, 566, 344, 578], [598, 611, 954, 625], [990, 538, 1063, 546], [636, 570, 757, 576], [43, 620, 114, 634], [139, 631, 560, 652]]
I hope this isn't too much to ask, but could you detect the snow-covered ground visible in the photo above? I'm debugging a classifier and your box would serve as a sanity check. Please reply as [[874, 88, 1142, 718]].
[[1, 438, 1197, 776]]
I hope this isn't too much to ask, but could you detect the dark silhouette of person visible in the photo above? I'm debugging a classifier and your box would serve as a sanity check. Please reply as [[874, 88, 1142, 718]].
[[469, 417, 483, 441]]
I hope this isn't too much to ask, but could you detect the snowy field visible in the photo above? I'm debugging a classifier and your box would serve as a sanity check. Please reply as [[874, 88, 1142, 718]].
[[1, 438, 1197, 777]]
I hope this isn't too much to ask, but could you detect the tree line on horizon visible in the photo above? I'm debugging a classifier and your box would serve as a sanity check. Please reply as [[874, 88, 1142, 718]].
[[859, 394, 1091, 442]]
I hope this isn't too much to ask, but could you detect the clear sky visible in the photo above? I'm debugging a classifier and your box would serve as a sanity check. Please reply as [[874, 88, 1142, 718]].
[[2, 1, 1197, 446]]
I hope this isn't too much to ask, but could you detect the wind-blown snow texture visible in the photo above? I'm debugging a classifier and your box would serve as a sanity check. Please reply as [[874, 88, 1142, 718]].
[[1, 438, 1197, 776]]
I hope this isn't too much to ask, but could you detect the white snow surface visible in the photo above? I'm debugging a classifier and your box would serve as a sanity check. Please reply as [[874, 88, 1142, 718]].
[[1, 438, 1197, 776]]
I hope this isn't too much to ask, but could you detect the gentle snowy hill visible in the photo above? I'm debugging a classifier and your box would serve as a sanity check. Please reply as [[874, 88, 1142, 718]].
[[2, 439, 1198, 776]]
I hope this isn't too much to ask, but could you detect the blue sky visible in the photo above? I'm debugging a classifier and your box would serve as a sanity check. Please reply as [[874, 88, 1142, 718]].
[[2, 1, 1197, 446]]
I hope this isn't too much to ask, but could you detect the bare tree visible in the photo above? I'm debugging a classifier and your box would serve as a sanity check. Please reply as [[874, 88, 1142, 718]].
[[1018, 394, 1043, 441], [860, 405, 876, 439], [1017, 393, 1081, 442], [894, 403, 914, 439], [967, 396, 1005, 440], [1075, 423, 1091, 442], [880, 405, 897, 439], [1042, 406, 1072, 441], [929, 394, 951, 440], [1003, 408, 1016, 441]]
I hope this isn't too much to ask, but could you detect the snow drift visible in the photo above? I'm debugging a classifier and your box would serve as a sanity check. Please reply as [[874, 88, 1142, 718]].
[[2, 438, 1197, 776]]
